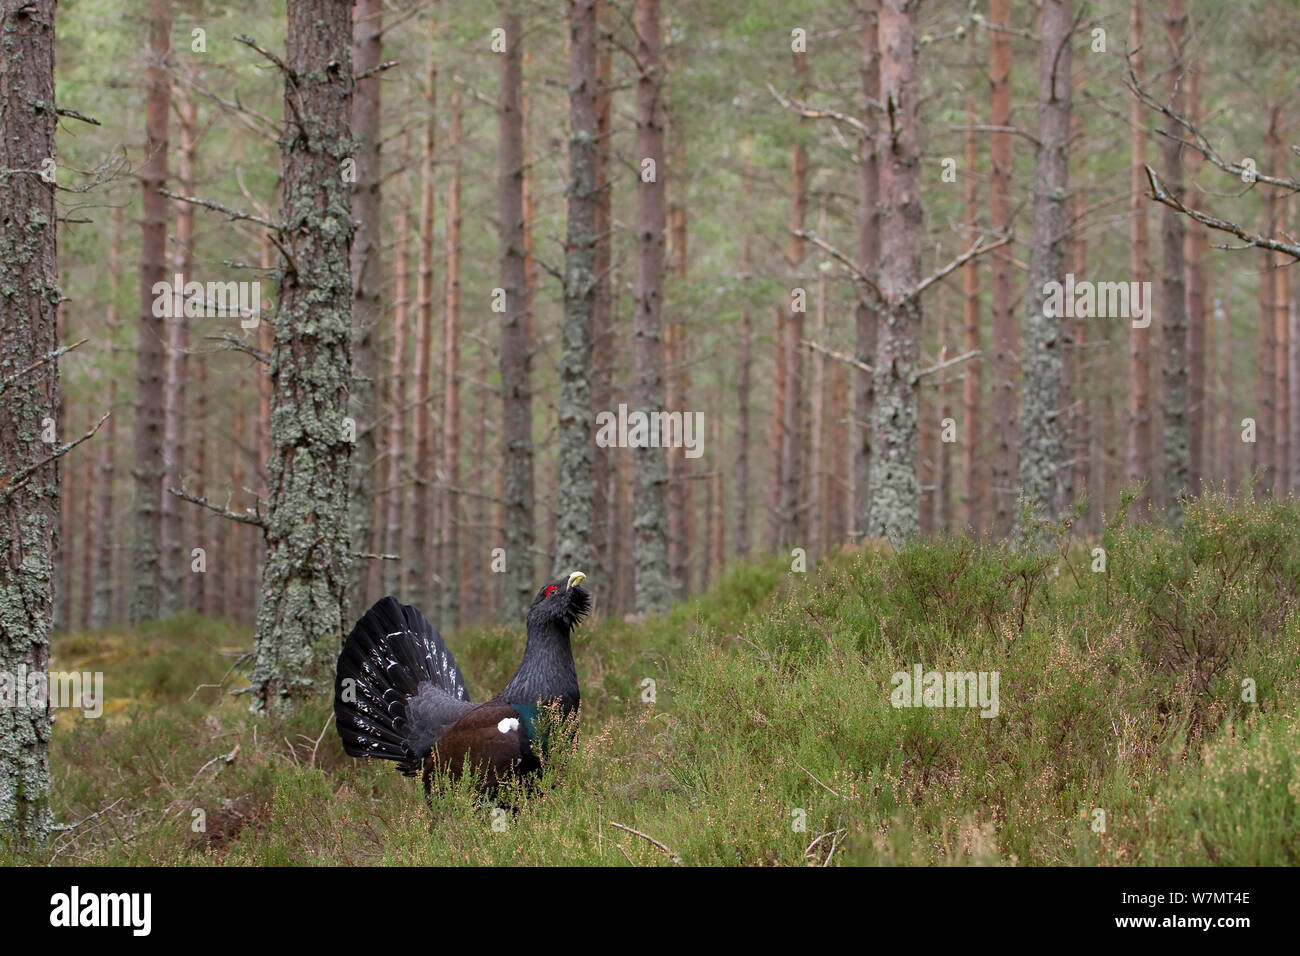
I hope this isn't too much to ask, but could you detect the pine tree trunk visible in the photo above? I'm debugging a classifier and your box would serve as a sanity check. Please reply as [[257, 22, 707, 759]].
[[499, 13, 536, 619], [961, 22, 982, 533], [407, 47, 437, 608], [91, 383, 117, 629], [1273, 122, 1290, 495], [1068, 125, 1092, 528], [1159, 0, 1189, 518], [471, 339, 490, 623], [131, 0, 170, 623], [229, 405, 245, 622], [1185, 62, 1207, 494], [865, 0, 922, 540], [162, 79, 197, 617], [1220, 278, 1236, 493], [442, 88, 464, 626], [809, 199, 827, 558], [632, 0, 670, 613], [769, 305, 786, 549], [250, 0, 355, 714], [854, 2, 880, 541], [79, 442, 94, 630], [733, 142, 754, 559], [383, 136, 412, 598], [1255, 104, 1278, 496], [1127, 0, 1152, 510], [349, 0, 383, 612], [1017, 0, 1073, 523], [1290, 273, 1300, 494], [989, 0, 1016, 536], [554, 0, 599, 579], [779, 52, 808, 549], [0, 0, 58, 846], [590, 16, 615, 602]]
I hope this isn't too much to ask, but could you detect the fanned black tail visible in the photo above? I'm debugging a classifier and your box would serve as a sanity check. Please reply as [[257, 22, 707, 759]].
[[334, 597, 471, 774]]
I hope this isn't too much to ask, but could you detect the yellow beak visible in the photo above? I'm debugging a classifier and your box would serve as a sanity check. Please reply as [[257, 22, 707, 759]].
[[566, 570, 586, 590]]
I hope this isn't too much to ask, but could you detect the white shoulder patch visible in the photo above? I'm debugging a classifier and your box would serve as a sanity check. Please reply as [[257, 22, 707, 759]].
[[497, 716, 520, 735]]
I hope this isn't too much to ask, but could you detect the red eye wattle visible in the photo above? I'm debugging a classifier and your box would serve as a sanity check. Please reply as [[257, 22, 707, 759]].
[[545, 585, 558, 597]]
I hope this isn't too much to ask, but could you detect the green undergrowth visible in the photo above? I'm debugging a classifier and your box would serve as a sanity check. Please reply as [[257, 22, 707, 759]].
[[5, 494, 1297, 866]]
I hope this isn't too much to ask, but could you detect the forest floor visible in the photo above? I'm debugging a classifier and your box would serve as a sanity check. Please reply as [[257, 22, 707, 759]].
[[6, 492, 1298, 865]]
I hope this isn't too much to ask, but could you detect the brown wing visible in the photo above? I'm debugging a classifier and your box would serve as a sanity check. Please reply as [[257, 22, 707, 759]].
[[422, 704, 535, 789]]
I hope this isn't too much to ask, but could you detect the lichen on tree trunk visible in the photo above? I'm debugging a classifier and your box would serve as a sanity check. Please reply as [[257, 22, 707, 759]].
[[348, 0, 383, 614], [1017, 0, 1073, 526], [553, 0, 598, 578], [249, 0, 355, 716], [0, 0, 59, 845], [865, 0, 922, 541], [631, 0, 671, 614], [498, 13, 537, 621]]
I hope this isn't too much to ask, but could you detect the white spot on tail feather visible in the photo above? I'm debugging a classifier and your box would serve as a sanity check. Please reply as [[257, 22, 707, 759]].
[[497, 717, 520, 735]]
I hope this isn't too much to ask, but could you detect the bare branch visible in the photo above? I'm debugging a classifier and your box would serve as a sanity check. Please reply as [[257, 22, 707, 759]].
[[802, 338, 871, 375], [795, 230, 885, 305], [168, 487, 266, 529], [918, 349, 980, 379], [159, 189, 278, 230], [56, 107, 101, 126], [204, 333, 269, 365], [356, 60, 399, 82], [0, 337, 88, 396], [608, 821, 682, 864], [234, 33, 294, 80], [912, 233, 1012, 298], [947, 124, 1041, 149], [1125, 55, 1300, 194], [767, 82, 876, 136], [1145, 164, 1300, 260], [1, 411, 109, 499]]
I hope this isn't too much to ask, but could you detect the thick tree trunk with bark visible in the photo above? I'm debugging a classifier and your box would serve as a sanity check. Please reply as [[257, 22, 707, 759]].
[[590, 17, 615, 599], [1160, 0, 1189, 518], [499, 14, 536, 619], [865, 0, 922, 540], [632, 0, 670, 612], [131, 0, 170, 623], [0, 0, 59, 844], [1127, 1, 1152, 509], [554, 0, 598, 577], [349, 0, 383, 611], [854, 1, 880, 540], [989, 0, 1016, 536], [1017, 0, 1073, 523], [250, 0, 355, 714]]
